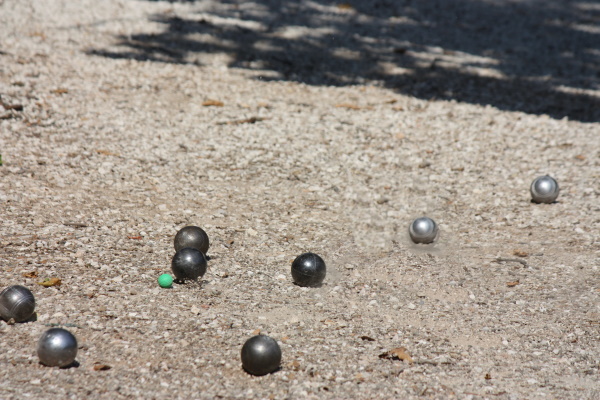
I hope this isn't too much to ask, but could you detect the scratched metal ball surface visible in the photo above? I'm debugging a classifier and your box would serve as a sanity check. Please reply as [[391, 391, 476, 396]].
[[241, 335, 282, 376], [171, 247, 207, 282], [37, 328, 78, 367], [0, 285, 36, 322], [174, 226, 210, 254], [409, 217, 439, 244], [530, 175, 559, 204], [291, 252, 326, 287]]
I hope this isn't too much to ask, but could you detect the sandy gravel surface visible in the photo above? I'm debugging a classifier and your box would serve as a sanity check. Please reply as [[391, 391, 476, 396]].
[[1, 1, 599, 399]]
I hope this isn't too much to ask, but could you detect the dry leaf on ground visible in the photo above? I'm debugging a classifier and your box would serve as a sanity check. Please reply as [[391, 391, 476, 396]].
[[513, 249, 529, 257], [336, 3, 354, 11], [379, 347, 414, 364], [202, 99, 224, 107], [37, 277, 61, 287], [96, 149, 120, 157]]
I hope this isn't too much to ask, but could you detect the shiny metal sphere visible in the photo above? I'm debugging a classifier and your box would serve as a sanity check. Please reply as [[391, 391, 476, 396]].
[[174, 226, 210, 254], [37, 328, 78, 367], [0, 285, 36, 322], [530, 175, 559, 204], [241, 335, 282, 376], [291, 252, 326, 287], [409, 217, 439, 244], [171, 247, 207, 282]]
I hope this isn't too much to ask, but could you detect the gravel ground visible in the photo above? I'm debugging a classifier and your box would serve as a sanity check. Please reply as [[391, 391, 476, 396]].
[[1, 1, 599, 399]]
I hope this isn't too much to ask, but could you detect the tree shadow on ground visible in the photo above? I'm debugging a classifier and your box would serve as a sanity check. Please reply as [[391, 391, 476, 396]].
[[88, 0, 600, 122]]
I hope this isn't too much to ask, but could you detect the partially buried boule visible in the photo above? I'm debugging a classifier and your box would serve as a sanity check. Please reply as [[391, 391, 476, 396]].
[[409, 217, 439, 244], [241, 335, 282, 376], [174, 226, 210, 254], [530, 175, 559, 204], [171, 247, 207, 282], [37, 328, 78, 367], [0, 285, 36, 322], [291, 252, 326, 287]]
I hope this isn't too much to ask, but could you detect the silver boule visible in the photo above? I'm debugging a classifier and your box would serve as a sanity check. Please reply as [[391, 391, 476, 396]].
[[409, 217, 439, 244], [0, 285, 36, 322], [530, 175, 559, 204], [37, 328, 78, 367]]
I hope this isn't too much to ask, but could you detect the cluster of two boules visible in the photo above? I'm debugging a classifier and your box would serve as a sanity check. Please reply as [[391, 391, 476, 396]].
[[158, 226, 210, 288], [407, 176, 560, 245], [1, 285, 77, 368]]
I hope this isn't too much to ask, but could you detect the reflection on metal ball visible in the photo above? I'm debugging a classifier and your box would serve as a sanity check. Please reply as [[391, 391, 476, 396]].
[[37, 328, 78, 367], [530, 175, 559, 204], [291, 252, 326, 287], [174, 226, 210, 254], [171, 247, 207, 282], [409, 217, 439, 244], [0, 285, 36, 322], [241, 335, 282, 376]]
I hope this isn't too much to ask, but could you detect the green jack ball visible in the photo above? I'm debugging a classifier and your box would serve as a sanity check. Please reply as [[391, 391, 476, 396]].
[[158, 274, 173, 288]]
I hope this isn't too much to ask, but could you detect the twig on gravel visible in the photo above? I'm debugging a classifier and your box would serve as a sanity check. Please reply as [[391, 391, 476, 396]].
[[216, 116, 270, 125], [464, 391, 507, 397], [0, 112, 18, 120], [1, 101, 24, 111], [413, 359, 454, 366], [63, 222, 88, 228], [493, 257, 528, 267]]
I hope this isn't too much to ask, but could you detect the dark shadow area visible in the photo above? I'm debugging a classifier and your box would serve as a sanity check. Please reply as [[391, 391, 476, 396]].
[[88, 0, 600, 122], [35, 360, 81, 369]]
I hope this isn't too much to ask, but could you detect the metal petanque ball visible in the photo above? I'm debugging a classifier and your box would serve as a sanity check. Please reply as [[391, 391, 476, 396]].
[[171, 247, 207, 282], [241, 335, 282, 376], [174, 226, 210, 254], [409, 217, 439, 244], [0, 285, 36, 322], [37, 328, 78, 367], [530, 175, 559, 204], [291, 252, 326, 287]]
